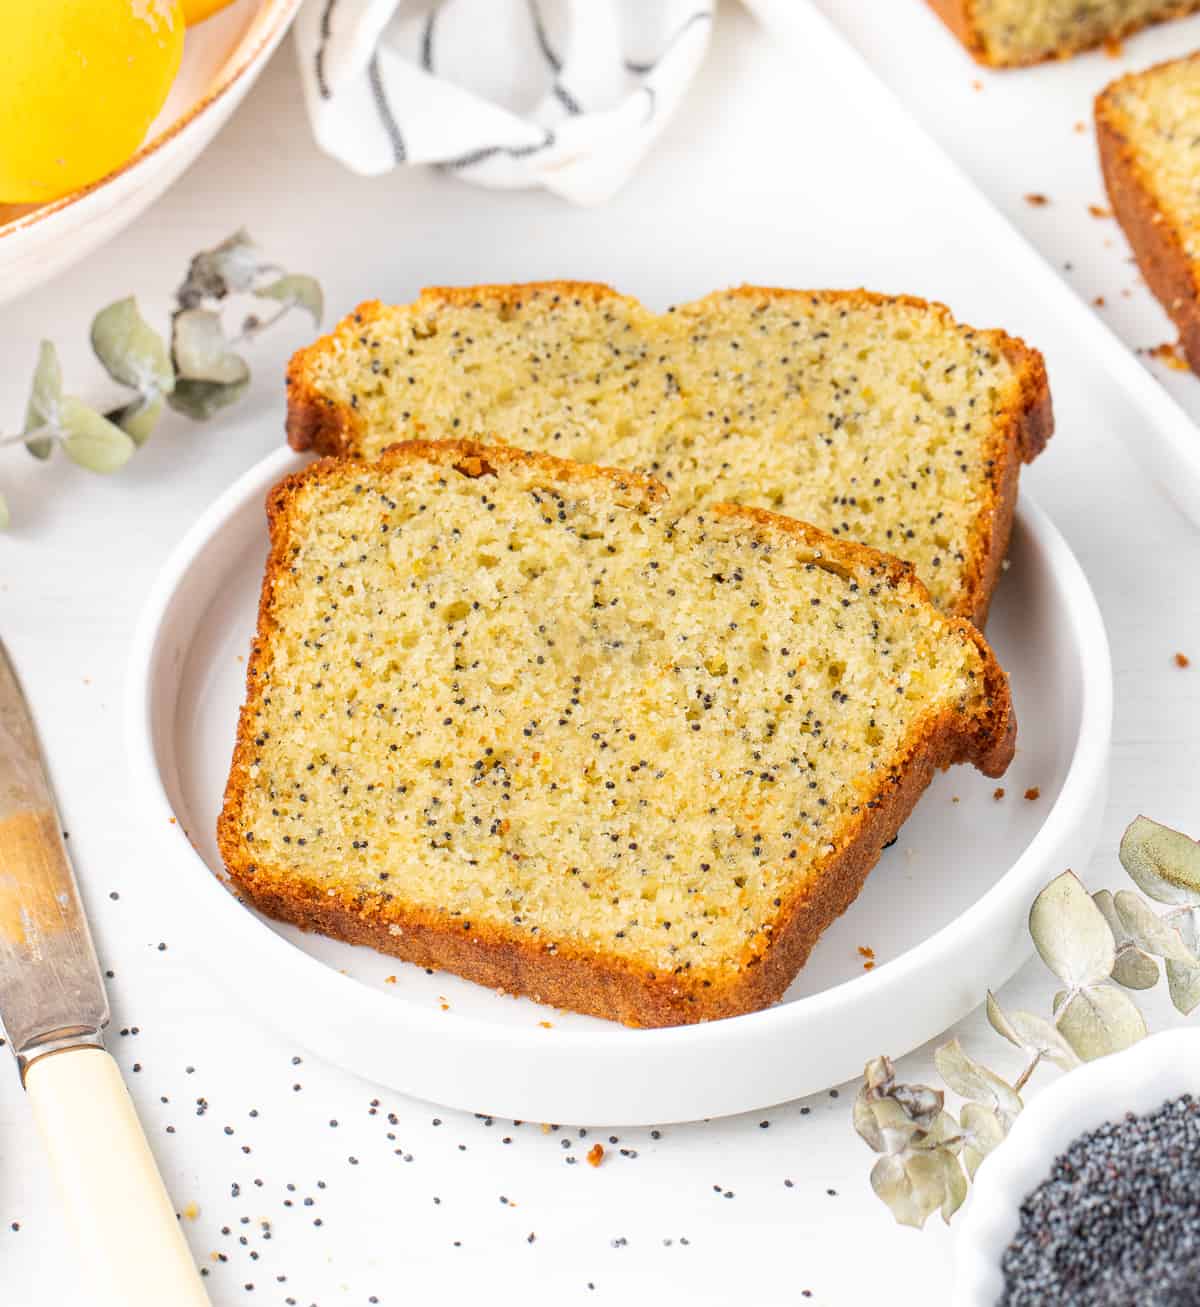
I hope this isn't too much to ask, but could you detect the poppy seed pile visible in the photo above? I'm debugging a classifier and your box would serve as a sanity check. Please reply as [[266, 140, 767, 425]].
[[1000, 1094, 1200, 1306]]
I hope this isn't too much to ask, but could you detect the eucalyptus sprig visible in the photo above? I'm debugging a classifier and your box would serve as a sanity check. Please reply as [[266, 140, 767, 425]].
[[0, 229, 322, 527], [855, 814, 1200, 1227]]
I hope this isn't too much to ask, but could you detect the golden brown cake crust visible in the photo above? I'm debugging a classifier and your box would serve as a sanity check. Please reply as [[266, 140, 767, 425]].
[[217, 440, 1015, 1029], [926, 0, 1200, 66], [283, 282, 1052, 627], [926, 0, 986, 58], [1097, 63, 1200, 373]]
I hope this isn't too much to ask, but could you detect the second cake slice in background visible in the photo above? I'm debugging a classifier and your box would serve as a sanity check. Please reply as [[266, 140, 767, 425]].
[[218, 441, 1014, 1028], [285, 284, 1051, 624], [927, 0, 1200, 66], [1098, 53, 1200, 373]]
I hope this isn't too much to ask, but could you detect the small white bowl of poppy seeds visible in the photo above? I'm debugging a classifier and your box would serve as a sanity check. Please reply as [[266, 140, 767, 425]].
[[954, 1027, 1200, 1306]]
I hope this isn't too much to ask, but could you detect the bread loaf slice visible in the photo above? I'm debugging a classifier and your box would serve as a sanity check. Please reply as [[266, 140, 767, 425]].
[[928, 0, 1200, 66], [285, 283, 1051, 624], [218, 441, 1015, 1028], [1098, 53, 1200, 372]]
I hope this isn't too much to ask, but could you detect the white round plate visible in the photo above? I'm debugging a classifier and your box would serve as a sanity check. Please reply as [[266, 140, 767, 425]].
[[126, 445, 1112, 1126], [0, 0, 299, 306]]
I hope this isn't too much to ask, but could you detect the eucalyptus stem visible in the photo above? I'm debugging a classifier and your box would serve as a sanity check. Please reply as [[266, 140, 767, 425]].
[[858, 817, 1200, 1229], [0, 430, 41, 450], [0, 230, 322, 526], [232, 300, 293, 347], [1013, 1050, 1043, 1094]]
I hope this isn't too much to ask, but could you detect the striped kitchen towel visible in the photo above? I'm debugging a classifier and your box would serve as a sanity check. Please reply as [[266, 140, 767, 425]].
[[294, 0, 715, 205]]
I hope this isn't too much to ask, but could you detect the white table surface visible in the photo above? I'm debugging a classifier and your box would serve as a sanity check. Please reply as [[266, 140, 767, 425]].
[[4, 5, 1200, 1305]]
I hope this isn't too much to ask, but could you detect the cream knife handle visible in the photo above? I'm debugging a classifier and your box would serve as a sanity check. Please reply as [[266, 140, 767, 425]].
[[25, 1046, 211, 1307]]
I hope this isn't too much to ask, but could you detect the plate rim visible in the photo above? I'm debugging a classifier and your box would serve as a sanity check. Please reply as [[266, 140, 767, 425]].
[[124, 443, 1112, 1114]]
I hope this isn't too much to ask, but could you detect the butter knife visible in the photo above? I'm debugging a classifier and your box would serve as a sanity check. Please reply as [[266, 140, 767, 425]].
[[0, 638, 209, 1307]]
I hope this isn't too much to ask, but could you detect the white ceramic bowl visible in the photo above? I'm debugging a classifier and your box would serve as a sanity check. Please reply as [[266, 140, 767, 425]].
[[0, 0, 300, 306], [954, 1028, 1200, 1305], [125, 445, 1113, 1125]]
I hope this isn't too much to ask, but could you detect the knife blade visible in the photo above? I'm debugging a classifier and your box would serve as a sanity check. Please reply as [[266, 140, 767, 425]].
[[0, 637, 210, 1306], [0, 637, 107, 1074]]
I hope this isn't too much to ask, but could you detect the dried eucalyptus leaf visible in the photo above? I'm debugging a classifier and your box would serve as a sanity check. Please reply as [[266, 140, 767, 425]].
[[106, 393, 165, 447], [1056, 983, 1147, 1061], [855, 1056, 946, 1153], [255, 273, 323, 326], [1029, 871, 1116, 988], [90, 297, 173, 396], [985, 991, 1081, 1071], [868, 1154, 926, 1228], [863, 1055, 894, 1094], [1114, 890, 1199, 965], [171, 309, 250, 385], [1094, 889, 1124, 938], [26, 339, 61, 421], [935, 1148, 969, 1223], [891, 1149, 966, 1225], [24, 340, 61, 459], [890, 1083, 945, 1131], [1095, 891, 1161, 989], [960, 1102, 1007, 1179], [177, 228, 261, 306], [0, 490, 9, 530], [1112, 947, 1161, 990], [168, 374, 250, 421], [58, 398, 135, 473], [1120, 816, 1200, 907], [910, 1108, 964, 1156], [1166, 961, 1200, 1016], [934, 1039, 1023, 1118], [1165, 910, 1200, 1015], [855, 1096, 926, 1156], [869, 1152, 951, 1229], [853, 1087, 886, 1153]]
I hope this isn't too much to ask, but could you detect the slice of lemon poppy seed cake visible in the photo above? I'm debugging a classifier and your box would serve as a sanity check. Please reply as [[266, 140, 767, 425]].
[[218, 441, 1015, 1028], [928, 0, 1200, 67], [1098, 53, 1200, 374], [285, 283, 1051, 624]]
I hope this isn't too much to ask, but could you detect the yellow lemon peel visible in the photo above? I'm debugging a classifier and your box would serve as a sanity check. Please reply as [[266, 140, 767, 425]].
[[0, 0, 185, 204]]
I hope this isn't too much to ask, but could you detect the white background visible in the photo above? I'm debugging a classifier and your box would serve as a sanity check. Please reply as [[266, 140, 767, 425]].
[[3, 4, 1200, 1304]]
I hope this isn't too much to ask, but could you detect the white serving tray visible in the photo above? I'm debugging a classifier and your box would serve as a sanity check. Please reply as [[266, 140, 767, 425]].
[[121, 1, 1130, 1123], [806, 0, 1200, 526]]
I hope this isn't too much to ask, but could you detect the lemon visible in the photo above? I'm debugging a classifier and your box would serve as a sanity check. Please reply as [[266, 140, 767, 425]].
[[182, 0, 236, 22], [0, 1, 185, 204]]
